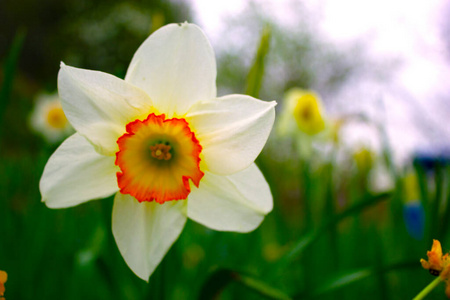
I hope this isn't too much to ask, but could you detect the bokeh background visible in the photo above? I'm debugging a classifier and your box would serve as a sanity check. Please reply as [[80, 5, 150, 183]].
[[1, 0, 450, 299]]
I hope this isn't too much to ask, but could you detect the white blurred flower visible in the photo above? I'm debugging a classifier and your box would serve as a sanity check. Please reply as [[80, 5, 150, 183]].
[[30, 93, 73, 143]]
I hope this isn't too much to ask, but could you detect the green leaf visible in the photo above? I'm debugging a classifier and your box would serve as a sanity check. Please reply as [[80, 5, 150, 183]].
[[0, 28, 26, 132], [270, 192, 392, 275], [199, 268, 291, 300], [245, 25, 271, 98], [295, 260, 417, 298], [439, 166, 450, 239], [312, 268, 372, 296], [238, 273, 292, 300], [431, 163, 444, 240]]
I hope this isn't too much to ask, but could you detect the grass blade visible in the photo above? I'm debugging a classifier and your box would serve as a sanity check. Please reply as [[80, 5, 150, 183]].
[[199, 269, 291, 300], [0, 28, 26, 135], [271, 192, 392, 275], [238, 274, 292, 300], [309, 268, 372, 297], [294, 260, 417, 299], [245, 25, 271, 98]]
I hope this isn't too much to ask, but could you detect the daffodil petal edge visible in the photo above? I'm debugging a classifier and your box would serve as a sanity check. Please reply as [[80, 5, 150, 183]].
[[40, 133, 119, 208], [58, 63, 154, 155], [112, 193, 187, 281], [187, 163, 273, 232], [125, 23, 217, 116], [186, 94, 276, 175]]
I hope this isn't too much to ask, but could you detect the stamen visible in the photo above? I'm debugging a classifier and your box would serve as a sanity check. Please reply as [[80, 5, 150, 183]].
[[150, 144, 172, 160]]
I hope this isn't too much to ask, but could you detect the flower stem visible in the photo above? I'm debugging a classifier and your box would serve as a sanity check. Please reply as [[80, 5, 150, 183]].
[[413, 277, 443, 300]]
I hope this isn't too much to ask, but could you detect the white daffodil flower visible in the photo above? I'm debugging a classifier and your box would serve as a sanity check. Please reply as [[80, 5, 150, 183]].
[[29, 93, 73, 143], [40, 23, 276, 281]]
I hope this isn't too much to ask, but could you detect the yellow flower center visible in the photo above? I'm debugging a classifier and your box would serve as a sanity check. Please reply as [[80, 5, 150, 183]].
[[47, 105, 68, 129], [293, 92, 325, 135], [115, 113, 204, 204], [300, 104, 312, 121]]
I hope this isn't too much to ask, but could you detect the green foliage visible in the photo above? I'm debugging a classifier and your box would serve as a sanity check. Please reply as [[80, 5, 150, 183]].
[[0, 29, 26, 138], [0, 0, 192, 82], [246, 25, 271, 98], [1, 2, 450, 299]]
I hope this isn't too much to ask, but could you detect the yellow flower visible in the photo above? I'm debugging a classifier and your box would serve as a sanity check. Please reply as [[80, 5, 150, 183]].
[[421, 240, 450, 297], [421, 240, 449, 275], [29, 93, 73, 143], [279, 88, 325, 136], [40, 23, 276, 280], [0, 270, 7, 297], [353, 147, 374, 173], [403, 172, 420, 203]]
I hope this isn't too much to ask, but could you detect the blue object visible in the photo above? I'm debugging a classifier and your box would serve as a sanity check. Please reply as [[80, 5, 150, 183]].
[[413, 148, 450, 171], [403, 201, 425, 240]]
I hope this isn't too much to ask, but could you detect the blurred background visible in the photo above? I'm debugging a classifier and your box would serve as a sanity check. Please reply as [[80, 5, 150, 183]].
[[1, 0, 450, 299]]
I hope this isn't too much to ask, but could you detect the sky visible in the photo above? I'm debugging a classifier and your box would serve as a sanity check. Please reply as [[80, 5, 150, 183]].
[[190, 0, 450, 165]]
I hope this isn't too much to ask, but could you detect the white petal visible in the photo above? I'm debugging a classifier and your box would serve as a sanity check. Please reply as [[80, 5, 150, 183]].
[[125, 23, 216, 116], [186, 94, 276, 175], [112, 193, 187, 281], [187, 164, 273, 233], [40, 133, 119, 208], [58, 63, 153, 155]]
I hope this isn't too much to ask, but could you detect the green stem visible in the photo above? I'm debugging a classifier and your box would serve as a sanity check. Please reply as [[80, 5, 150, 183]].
[[413, 277, 443, 300], [300, 160, 312, 232], [429, 164, 443, 240]]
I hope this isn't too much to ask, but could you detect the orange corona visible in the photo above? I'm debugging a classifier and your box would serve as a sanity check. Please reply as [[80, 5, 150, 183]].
[[115, 113, 203, 204]]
